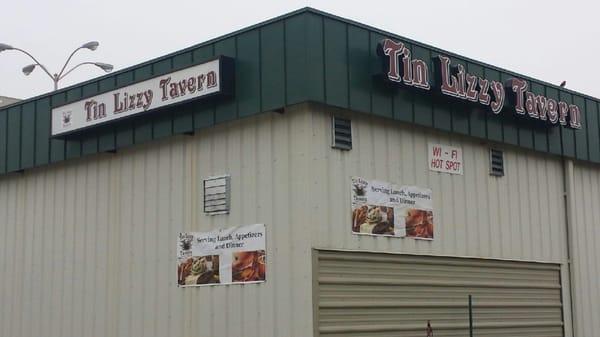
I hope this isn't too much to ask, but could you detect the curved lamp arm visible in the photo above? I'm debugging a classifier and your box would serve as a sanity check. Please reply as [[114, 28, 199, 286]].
[[1, 41, 108, 91], [56, 47, 84, 79], [59, 62, 112, 81], [11, 47, 54, 79], [57, 41, 99, 79]]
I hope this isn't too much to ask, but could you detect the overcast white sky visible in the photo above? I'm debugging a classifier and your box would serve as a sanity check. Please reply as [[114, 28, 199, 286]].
[[1, 0, 598, 99]]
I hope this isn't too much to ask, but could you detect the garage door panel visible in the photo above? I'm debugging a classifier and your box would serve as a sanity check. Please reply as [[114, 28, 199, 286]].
[[318, 260, 560, 285], [315, 250, 564, 337], [319, 306, 562, 321], [319, 284, 561, 305]]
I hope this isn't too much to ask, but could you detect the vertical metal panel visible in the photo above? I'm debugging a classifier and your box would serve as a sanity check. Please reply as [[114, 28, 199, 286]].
[[517, 80, 535, 149], [81, 82, 100, 155], [323, 18, 349, 109], [500, 73, 519, 146], [573, 95, 588, 160], [0, 104, 315, 337], [6, 105, 21, 172], [347, 26, 370, 114], [214, 37, 237, 124], [585, 99, 600, 162], [65, 87, 83, 159], [172, 51, 194, 134], [412, 45, 433, 127], [546, 87, 562, 155], [466, 62, 486, 139], [369, 32, 393, 119], [20, 102, 36, 169], [485, 69, 503, 142], [392, 41, 414, 123], [34, 97, 51, 165], [151, 58, 174, 139], [531, 82, 549, 152], [429, 55, 454, 131], [237, 30, 261, 117], [192, 45, 216, 130], [284, 15, 306, 105], [133, 65, 154, 143], [304, 13, 325, 102], [261, 21, 285, 110], [98, 77, 117, 152], [570, 162, 600, 337], [560, 92, 576, 158]]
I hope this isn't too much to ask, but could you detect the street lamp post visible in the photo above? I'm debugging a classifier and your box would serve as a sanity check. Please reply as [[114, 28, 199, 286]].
[[0, 41, 113, 91]]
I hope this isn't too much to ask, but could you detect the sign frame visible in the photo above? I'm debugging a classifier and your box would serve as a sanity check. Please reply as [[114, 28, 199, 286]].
[[377, 38, 582, 130], [51, 55, 235, 138]]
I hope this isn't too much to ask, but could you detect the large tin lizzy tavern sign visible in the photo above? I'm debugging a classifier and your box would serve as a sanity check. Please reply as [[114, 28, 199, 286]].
[[52, 56, 234, 136], [377, 39, 582, 129]]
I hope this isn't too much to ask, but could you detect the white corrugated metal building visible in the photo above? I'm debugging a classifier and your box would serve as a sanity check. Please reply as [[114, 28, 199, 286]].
[[1, 8, 599, 337]]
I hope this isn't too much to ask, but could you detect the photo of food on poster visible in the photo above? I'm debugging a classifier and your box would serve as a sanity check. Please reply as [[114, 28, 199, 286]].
[[177, 224, 266, 287], [351, 177, 434, 240]]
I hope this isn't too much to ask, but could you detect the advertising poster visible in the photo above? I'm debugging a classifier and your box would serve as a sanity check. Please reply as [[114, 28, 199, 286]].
[[177, 224, 266, 287], [351, 177, 434, 239]]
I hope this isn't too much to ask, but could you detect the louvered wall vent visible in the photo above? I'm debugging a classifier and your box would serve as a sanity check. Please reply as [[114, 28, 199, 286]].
[[332, 116, 352, 150], [489, 148, 504, 176], [204, 175, 230, 215]]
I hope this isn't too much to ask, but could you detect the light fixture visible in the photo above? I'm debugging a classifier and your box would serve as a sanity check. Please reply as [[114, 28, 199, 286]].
[[94, 62, 113, 72], [0, 43, 13, 52], [22, 64, 36, 76], [81, 41, 99, 51], [0, 41, 112, 90]]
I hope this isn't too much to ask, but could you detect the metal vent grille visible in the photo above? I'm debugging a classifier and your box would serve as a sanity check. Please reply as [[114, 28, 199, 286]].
[[332, 116, 352, 150], [203, 175, 230, 215], [489, 149, 504, 176]]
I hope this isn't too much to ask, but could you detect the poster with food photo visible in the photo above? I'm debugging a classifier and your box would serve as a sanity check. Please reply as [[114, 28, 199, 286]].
[[232, 250, 266, 282], [178, 255, 221, 285], [177, 224, 266, 287], [351, 177, 434, 240]]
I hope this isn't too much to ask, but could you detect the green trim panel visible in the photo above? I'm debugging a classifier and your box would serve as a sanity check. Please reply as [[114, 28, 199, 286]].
[[1, 8, 599, 175], [0, 109, 7, 173]]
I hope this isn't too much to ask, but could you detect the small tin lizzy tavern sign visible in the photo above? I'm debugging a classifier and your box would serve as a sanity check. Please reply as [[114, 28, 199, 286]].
[[377, 39, 582, 129], [51, 56, 234, 136]]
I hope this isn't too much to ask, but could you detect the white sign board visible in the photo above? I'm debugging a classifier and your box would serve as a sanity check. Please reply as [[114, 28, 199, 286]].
[[428, 143, 463, 175], [52, 57, 233, 136], [177, 224, 266, 287]]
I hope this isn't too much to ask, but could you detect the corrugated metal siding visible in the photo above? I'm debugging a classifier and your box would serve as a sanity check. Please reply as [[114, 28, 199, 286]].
[[1, 9, 600, 177], [570, 162, 600, 337], [0, 105, 314, 337], [315, 250, 564, 337], [308, 104, 568, 263]]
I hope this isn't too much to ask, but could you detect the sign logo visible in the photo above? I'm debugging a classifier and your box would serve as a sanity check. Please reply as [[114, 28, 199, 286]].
[[51, 56, 234, 137], [61, 111, 72, 127], [377, 38, 582, 129]]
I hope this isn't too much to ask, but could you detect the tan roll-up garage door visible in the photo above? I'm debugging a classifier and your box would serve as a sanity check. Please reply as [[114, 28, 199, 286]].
[[314, 250, 563, 337]]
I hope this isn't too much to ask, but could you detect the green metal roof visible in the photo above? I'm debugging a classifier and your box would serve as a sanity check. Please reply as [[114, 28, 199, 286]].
[[1, 7, 599, 175]]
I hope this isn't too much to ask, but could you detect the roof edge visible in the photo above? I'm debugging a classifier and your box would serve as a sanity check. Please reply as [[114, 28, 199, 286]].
[[4, 6, 599, 111], [303, 7, 599, 102], [0, 6, 314, 110]]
